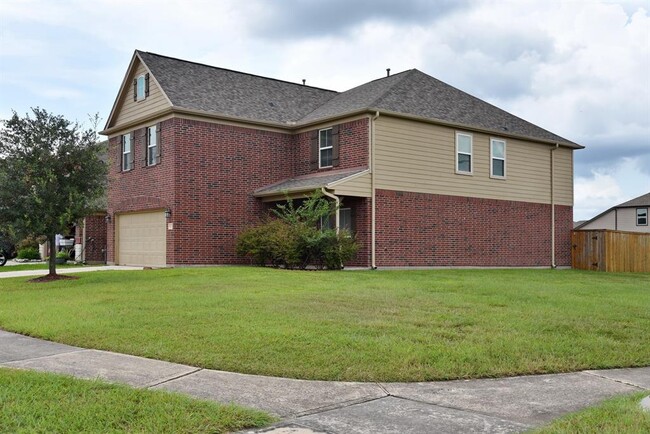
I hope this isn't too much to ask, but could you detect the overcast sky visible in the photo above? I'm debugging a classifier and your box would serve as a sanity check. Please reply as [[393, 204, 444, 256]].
[[1, 0, 648, 220]]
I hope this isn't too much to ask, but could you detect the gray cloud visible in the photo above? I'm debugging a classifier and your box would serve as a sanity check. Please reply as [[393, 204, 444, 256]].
[[574, 134, 650, 177], [252, 0, 471, 39]]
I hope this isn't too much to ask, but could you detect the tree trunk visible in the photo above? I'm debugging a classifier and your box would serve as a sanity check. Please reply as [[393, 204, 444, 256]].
[[48, 233, 57, 276]]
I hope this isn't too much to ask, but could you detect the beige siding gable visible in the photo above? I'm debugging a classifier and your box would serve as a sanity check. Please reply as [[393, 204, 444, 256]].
[[332, 172, 371, 197], [110, 58, 171, 129], [374, 116, 574, 206]]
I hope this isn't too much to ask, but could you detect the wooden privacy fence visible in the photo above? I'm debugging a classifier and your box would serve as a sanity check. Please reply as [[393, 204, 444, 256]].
[[572, 230, 650, 272]]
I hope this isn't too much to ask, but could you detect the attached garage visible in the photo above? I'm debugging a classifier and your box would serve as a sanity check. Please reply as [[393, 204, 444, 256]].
[[116, 211, 166, 267]]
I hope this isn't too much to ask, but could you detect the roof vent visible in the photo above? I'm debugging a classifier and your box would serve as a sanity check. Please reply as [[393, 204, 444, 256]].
[[386, 68, 391, 77], [302, 79, 306, 86]]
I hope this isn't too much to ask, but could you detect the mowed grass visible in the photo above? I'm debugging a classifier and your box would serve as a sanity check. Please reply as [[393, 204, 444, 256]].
[[532, 392, 650, 434], [0, 267, 648, 382], [0, 368, 273, 433]]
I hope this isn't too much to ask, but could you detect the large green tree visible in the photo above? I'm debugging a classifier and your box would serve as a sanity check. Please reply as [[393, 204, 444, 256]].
[[0, 108, 106, 278]]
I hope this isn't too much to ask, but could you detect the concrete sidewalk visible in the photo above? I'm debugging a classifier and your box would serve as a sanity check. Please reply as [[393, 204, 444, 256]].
[[0, 265, 143, 278], [1, 330, 648, 433]]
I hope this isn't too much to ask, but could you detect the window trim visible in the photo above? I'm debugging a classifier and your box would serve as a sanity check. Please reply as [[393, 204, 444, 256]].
[[637, 207, 648, 226], [455, 132, 473, 175], [146, 125, 159, 166], [319, 127, 333, 169], [490, 138, 507, 179], [121, 134, 132, 172]]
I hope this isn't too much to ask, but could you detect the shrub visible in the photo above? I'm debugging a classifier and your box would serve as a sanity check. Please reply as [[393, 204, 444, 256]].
[[17, 247, 40, 260], [236, 192, 358, 270]]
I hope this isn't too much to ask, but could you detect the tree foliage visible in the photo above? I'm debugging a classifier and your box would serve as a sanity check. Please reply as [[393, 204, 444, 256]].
[[0, 108, 107, 276], [236, 191, 358, 270]]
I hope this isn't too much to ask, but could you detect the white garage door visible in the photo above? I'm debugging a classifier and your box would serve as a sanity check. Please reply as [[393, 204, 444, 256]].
[[117, 211, 166, 267]]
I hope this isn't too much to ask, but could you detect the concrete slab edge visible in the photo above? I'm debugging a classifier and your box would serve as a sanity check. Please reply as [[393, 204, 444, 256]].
[[582, 370, 649, 390]]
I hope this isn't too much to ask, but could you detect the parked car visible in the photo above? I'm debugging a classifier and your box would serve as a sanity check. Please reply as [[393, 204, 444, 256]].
[[0, 232, 17, 266]]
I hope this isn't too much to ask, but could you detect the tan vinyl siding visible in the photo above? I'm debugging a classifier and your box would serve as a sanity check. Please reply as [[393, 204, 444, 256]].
[[581, 210, 617, 230], [332, 173, 371, 197], [374, 116, 574, 206], [114, 60, 170, 127]]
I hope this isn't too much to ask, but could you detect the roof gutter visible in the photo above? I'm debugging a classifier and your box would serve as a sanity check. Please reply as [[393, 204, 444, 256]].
[[321, 188, 340, 234]]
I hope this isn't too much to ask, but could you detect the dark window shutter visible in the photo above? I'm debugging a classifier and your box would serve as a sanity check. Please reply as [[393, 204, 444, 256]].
[[145, 73, 150, 97], [310, 130, 319, 170], [118, 137, 124, 171], [142, 128, 148, 166], [332, 125, 340, 167], [156, 123, 161, 160], [133, 79, 137, 102], [130, 132, 135, 170]]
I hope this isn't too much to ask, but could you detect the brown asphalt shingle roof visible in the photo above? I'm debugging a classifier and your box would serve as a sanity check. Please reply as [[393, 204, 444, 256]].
[[254, 168, 367, 196], [137, 50, 581, 147]]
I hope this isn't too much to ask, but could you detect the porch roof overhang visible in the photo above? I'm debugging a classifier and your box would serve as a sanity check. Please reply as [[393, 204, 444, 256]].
[[253, 167, 369, 202]]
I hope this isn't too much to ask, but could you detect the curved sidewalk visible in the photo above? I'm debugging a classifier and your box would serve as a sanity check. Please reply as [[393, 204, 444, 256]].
[[1, 330, 648, 433]]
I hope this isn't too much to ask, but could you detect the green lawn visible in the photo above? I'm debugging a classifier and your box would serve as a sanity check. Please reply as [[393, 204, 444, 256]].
[[0, 368, 273, 433], [532, 392, 650, 433], [0, 267, 648, 382]]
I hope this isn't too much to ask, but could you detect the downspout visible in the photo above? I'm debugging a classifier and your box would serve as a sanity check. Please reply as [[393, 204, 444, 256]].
[[550, 144, 559, 268], [321, 187, 340, 233], [371, 111, 380, 269]]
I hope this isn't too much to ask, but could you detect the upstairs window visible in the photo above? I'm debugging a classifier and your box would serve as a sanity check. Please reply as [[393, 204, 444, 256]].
[[637, 208, 648, 226], [121, 134, 133, 171], [147, 125, 160, 166], [133, 73, 149, 101], [456, 132, 473, 174], [319, 128, 333, 168], [490, 138, 506, 178]]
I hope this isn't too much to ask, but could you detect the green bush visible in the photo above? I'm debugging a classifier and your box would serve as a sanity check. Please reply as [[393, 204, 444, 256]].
[[56, 251, 69, 259], [236, 192, 358, 270], [17, 247, 41, 260]]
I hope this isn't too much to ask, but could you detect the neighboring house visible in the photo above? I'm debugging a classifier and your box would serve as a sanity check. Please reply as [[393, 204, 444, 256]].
[[574, 192, 650, 233], [100, 50, 582, 268]]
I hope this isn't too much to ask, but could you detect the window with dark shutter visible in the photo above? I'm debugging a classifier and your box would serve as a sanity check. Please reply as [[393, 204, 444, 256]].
[[121, 133, 134, 171], [145, 73, 150, 97], [133, 79, 137, 102], [318, 128, 333, 168], [146, 125, 159, 166]]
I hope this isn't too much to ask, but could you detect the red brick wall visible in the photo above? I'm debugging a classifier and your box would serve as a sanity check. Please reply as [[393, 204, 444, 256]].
[[342, 196, 371, 267], [169, 118, 295, 264], [84, 214, 108, 263], [375, 189, 572, 267], [294, 118, 369, 176], [106, 120, 176, 263]]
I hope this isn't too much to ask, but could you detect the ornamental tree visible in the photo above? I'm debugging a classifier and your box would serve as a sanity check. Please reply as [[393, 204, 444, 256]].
[[0, 108, 107, 278]]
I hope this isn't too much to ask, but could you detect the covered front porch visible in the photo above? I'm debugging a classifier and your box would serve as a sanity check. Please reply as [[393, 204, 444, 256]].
[[253, 167, 372, 267]]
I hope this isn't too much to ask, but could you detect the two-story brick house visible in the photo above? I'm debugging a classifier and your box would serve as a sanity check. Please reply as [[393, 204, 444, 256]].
[[100, 50, 582, 268]]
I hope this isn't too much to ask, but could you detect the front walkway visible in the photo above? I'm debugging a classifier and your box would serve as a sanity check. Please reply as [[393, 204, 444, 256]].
[[1, 330, 648, 433], [0, 265, 143, 278]]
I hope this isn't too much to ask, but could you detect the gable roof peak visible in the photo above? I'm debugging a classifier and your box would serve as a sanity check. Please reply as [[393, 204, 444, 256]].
[[136, 50, 338, 93]]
